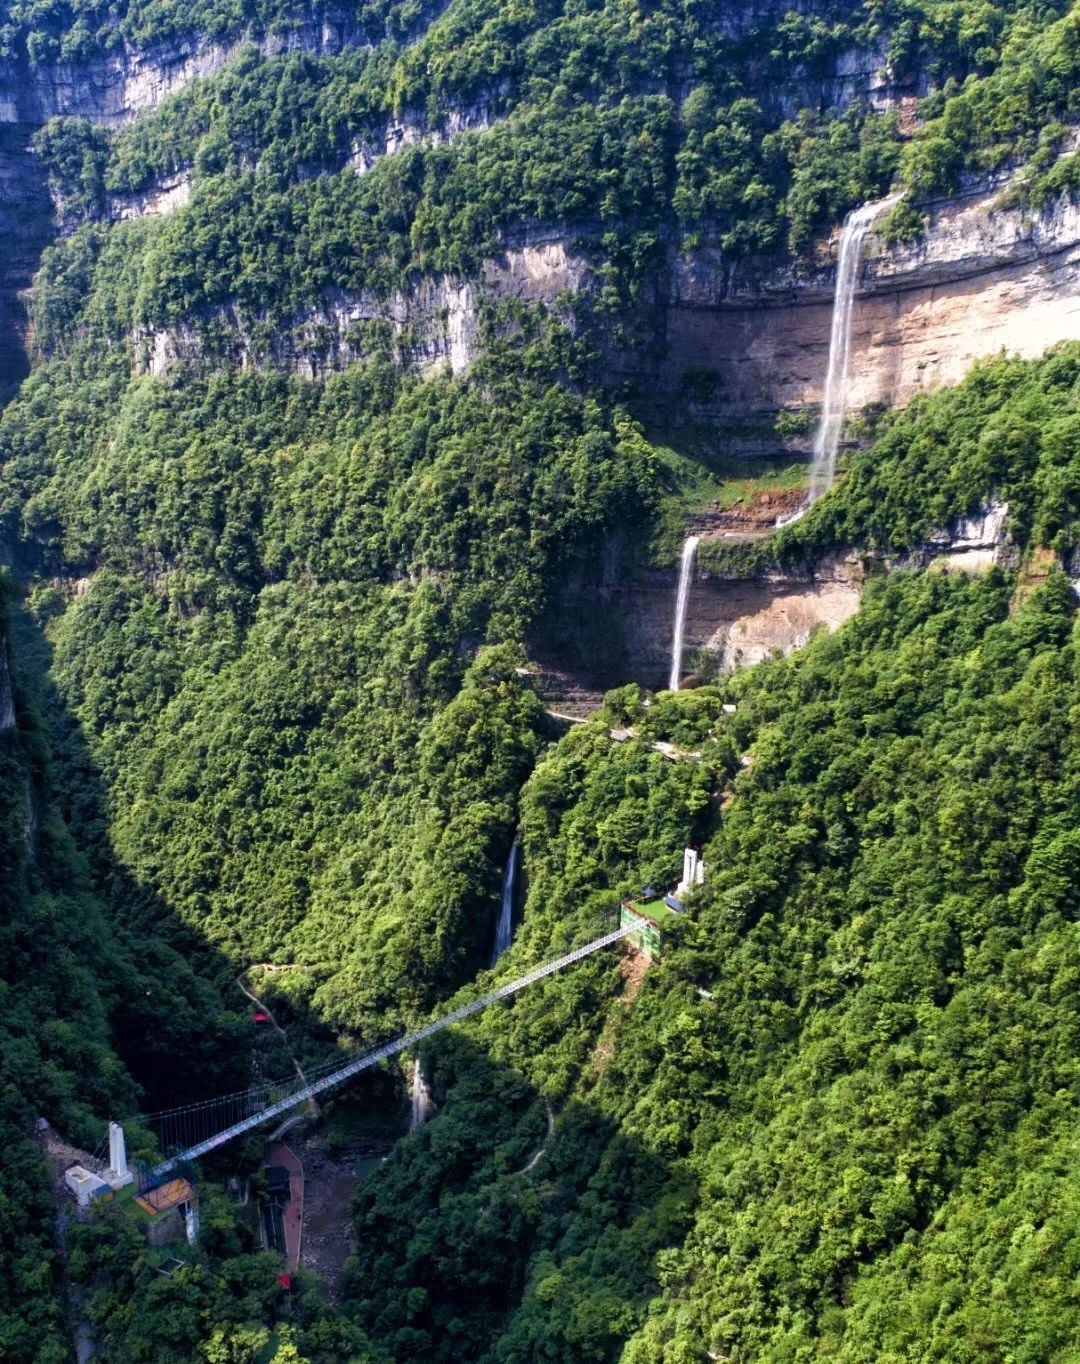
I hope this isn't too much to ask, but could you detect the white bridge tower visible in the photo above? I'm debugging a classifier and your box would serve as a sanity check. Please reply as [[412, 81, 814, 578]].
[[105, 1121, 134, 1189]]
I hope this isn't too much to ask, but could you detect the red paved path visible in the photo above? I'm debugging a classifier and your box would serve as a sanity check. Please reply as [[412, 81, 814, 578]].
[[266, 1142, 304, 1274]]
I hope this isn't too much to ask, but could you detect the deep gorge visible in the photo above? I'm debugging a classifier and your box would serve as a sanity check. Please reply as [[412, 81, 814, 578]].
[[3, 0, 1080, 1358]]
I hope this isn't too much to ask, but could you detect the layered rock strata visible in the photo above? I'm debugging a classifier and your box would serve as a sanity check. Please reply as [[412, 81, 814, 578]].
[[655, 179, 1080, 437], [532, 503, 1013, 705], [0, 8, 373, 127], [138, 241, 590, 379]]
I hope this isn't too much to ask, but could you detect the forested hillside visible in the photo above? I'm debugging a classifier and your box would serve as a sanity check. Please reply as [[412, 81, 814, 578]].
[[2, 0, 1080, 1357]]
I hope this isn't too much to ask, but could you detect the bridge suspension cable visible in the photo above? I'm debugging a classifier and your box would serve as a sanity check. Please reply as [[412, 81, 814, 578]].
[[149, 922, 637, 1181]]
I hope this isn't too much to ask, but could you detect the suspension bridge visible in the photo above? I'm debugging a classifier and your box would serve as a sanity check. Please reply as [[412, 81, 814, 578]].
[[144, 922, 637, 1183]]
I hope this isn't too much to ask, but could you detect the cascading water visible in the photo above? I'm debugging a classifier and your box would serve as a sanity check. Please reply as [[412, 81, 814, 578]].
[[778, 195, 898, 527], [668, 535, 699, 691], [409, 1059, 431, 1131], [491, 837, 520, 967]]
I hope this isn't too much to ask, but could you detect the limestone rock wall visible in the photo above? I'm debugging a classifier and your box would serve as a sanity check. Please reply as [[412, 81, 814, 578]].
[[532, 548, 864, 696], [654, 181, 1080, 435], [138, 241, 590, 379], [0, 8, 373, 127], [0, 126, 53, 390], [107, 170, 193, 221]]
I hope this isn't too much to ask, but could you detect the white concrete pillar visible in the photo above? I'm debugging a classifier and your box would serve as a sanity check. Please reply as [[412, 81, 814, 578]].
[[106, 1122, 134, 1188], [109, 1122, 128, 1178], [678, 847, 700, 898]]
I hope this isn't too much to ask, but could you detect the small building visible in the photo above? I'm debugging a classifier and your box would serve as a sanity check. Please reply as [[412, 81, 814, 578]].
[[265, 1165, 291, 1200], [136, 1177, 200, 1246], [621, 847, 705, 960], [620, 893, 683, 960], [64, 1165, 113, 1209], [136, 1178, 196, 1218]]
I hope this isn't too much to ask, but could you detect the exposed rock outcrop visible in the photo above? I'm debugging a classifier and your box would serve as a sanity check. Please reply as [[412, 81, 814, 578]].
[[133, 165, 1080, 414], [138, 241, 590, 378], [2, 0, 1075, 436], [532, 542, 865, 698], [108, 170, 192, 221], [0, 124, 52, 390], [926, 500, 1011, 573], [712, 576, 863, 671], [347, 99, 502, 174], [0, 8, 375, 127], [533, 499, 1017, 709]]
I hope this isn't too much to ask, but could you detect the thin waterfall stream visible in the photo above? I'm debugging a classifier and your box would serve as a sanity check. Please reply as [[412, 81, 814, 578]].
[[668, 535, 699, 691], [409, 1059, 431, 1131], [491, 837, 520, 966], [778, 195, 898, 527]]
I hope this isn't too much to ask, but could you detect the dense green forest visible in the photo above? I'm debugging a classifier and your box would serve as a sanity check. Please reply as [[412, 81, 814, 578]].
[[345, 558, 1080, 1362], [3, 0, 1080, 1356]]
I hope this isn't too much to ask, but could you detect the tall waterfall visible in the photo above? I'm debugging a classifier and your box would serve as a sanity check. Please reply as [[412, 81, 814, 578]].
[[409, 1059, 431, 1130], [668, 535, 699, 691], [780, 196, 897, 526], [491, 837, 520, 967]]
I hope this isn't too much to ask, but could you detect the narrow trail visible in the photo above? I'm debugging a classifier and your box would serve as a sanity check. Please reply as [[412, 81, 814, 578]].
[[515, 1101, 555, 1175], [236, 970, 319, 1118]]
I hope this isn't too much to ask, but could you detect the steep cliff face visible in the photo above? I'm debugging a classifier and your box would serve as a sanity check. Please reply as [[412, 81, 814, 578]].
[[0, 7, 373, 127], [124, 166, 1080, 427], [107, 170, 193, 221], [5, 2, 1077, 448], [0, 0, 905, 131], [347, 99, 502, 174], [0, 125, 53, 392], [531, 543, 865, 698], [653, 176, 1080, 441], [139, 240, 590, 377], [532, 497, 1015, 708]]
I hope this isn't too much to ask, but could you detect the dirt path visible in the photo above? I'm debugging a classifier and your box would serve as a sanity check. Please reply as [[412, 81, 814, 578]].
[[236, 969, 318, 1117], [515, 1101, 555, 1175]]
